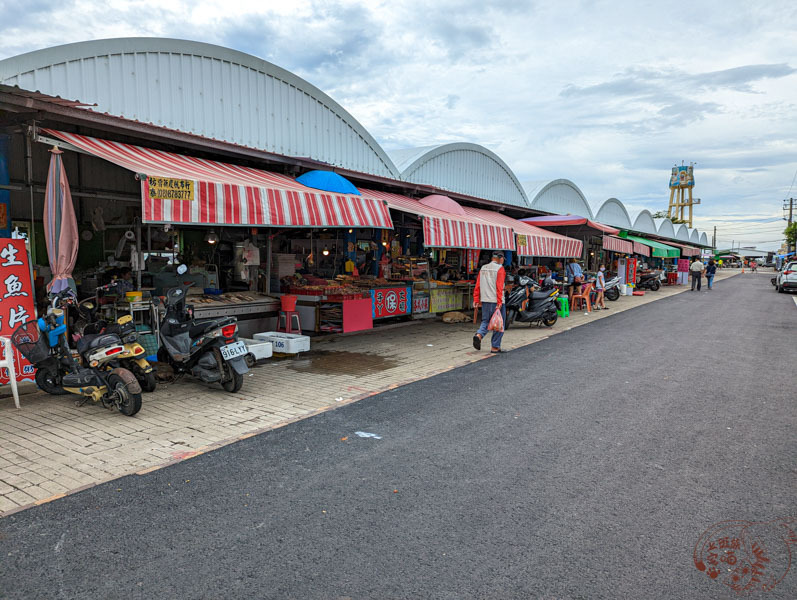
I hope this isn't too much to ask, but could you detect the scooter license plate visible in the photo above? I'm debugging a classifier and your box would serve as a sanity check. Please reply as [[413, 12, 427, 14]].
[[220, 341, 247, 361]]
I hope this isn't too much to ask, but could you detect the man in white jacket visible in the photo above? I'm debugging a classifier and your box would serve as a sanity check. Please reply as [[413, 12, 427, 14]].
[[472, 251, 506, 354]]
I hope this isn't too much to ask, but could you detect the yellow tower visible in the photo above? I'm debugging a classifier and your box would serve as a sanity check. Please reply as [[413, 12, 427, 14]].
[[667, 162, 700, 227]]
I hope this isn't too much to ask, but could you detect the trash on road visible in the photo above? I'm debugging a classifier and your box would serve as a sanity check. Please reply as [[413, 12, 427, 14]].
[[354, 431, 382, 439]]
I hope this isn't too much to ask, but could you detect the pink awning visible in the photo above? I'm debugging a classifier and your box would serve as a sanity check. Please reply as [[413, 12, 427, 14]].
[[520, 215, 620, 235], [461, 207, 582, 258], [665, 241, 700, 256], [43, 129, 393, 229], [632, 241, 650, 257], [358, 189, 515, 250], [602, 235, 633, 254]]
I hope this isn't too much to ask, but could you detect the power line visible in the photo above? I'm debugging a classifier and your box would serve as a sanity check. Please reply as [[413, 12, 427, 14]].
[[787, 168, 797, 198]]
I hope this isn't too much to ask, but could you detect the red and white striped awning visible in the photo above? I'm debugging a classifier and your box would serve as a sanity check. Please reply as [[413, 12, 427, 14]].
[[42, 129, 393, 229], [666, 242, 700, 256], [359, 189, 515, 250], [632, 241, 651, 257], [462, 207, 583, 258], [602, 235, 633, 254]]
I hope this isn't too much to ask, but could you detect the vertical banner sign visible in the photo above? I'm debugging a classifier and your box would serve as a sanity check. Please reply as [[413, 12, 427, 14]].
[[0, 238, 37, 385], [467, 250, 480, 273], [626, 258, 638, 289]]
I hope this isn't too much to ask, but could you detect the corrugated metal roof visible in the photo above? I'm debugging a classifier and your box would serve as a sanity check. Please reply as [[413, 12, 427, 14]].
[[595, 198, 632, 229], [0, 38, 399, 179], [526, 179, 593, 219], [391, 143, 529, 208]]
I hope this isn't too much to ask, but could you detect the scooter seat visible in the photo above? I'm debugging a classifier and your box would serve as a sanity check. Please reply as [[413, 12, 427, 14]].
[[189, 319, 230, 339], [531, 290, 552, 300], [77, 333, 122, 354]]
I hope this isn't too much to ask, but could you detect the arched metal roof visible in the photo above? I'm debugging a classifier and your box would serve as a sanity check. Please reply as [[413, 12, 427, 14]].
[[699, 232, 709, 246], [390, 143, 528, 208], [632, 210, 657, 235], [654, 218, 676, 239], [674, 224, 690, 242], [0, 37, 400, 178], [526, 179, 592, 218], [595, 198, 632, 229], [689, 228, 700, 244]]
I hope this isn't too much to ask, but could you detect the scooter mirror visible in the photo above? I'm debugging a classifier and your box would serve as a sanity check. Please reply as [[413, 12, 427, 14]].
[[176, 264, 188, 275]]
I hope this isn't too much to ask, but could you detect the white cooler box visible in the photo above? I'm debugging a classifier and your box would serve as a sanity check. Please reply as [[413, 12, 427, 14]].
[[253, 332, 310, 354], [241, 338, 273, 361]]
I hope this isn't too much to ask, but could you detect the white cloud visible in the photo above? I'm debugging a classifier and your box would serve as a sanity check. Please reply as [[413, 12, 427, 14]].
[[0, 0, 795, 249]]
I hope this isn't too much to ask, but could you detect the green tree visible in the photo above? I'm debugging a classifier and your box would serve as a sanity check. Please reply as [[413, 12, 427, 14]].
[[651, 210, 688, 224], [785, 222, 797, 248]]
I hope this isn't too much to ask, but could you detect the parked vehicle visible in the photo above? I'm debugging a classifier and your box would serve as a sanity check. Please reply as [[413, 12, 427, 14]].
[[637, 270, 663, 291], [505, 276, 559, 328], [74, 286, 157, 392], [156, 272, 248, 392], [775, 261, 797, 293], [603, 275, 622, 301], [11, 291, 142, 416]]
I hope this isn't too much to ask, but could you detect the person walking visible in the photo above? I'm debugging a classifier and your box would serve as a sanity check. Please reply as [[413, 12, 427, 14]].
[[705, 259, 717, 290], [594, 264, 608, 310], [690, 256, 705, 291], [473, 251, 506, 354]]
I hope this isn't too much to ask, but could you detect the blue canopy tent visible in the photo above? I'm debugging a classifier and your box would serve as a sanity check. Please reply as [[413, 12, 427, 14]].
[[296, 170, 361, 195]]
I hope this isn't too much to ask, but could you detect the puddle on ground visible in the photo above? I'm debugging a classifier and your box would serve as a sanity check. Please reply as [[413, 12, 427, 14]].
[[285, 350, 399, 375]]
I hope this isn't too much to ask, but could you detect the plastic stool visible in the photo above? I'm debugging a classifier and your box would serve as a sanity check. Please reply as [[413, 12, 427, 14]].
[[556, 296, 569, 318], [277, 310, 302, 334]]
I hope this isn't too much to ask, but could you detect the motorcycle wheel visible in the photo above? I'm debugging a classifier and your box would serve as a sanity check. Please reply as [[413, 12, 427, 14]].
[[108, 373, 142, 416], [505, 309, 516, 330], [542, 313, 558, 327], [137, 370, 157, 393], [221, 368, 244, 393], [35, 366, 68, 395], [605, 288, 620, 301], [651, 280, 661, 291]]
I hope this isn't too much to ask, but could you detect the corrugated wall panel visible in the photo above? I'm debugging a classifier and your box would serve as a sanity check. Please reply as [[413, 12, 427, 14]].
[[0, 40, 398, 178]]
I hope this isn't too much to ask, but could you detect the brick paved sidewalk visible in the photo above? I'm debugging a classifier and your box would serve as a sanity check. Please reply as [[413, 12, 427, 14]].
[[0, 271, 739, 515]]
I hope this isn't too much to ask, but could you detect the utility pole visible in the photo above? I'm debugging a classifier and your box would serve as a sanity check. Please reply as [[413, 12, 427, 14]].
[[713, 226, 716, 250], [785, 198, 794, 253]]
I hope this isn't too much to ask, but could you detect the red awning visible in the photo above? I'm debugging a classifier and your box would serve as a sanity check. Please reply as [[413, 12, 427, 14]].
[[665, 241, 700, 256], [521, 215, 620, 235], [632, 241, 651, 257], [42, 129, 393, 229], [461, 207, 583, 258], [602, 235, 633, 254], [358, 189, 515, 250]]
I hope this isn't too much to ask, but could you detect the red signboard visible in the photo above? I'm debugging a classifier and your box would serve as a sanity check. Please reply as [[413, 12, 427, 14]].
[[370, 287, 410, 319], [677, 259, 689, 272], [626, 258, 638, 287], [412, 294, 429, 314], [0, 239, 37, 385]]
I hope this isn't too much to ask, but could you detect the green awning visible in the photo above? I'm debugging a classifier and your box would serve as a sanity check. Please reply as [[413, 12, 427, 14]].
[[619, 233, 680, 258]]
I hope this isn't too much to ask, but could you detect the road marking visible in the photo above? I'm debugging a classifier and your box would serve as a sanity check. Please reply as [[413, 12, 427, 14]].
[[793, 297, 797, 309]]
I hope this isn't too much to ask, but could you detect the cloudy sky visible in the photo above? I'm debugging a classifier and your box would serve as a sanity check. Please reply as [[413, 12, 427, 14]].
[[1, 0, 796, 249]]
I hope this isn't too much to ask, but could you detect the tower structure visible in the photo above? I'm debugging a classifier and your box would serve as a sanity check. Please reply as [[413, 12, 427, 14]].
[[667, 162, 700, 227]]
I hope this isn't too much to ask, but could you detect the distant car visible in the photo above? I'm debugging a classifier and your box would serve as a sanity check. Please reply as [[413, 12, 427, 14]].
[[775, 261, 797, 293]]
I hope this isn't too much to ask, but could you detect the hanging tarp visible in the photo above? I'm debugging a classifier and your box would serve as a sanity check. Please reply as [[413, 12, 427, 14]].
[[602, 235, 633, 254], [621, 233, 680, 258]]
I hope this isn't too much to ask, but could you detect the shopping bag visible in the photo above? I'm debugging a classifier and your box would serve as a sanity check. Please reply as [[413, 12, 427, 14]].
[[487, 307, 504, 332]]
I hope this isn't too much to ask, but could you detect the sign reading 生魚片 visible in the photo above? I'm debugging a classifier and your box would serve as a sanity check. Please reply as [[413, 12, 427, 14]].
[[0, 238, 36, 385], [147, 177, 195, 201]]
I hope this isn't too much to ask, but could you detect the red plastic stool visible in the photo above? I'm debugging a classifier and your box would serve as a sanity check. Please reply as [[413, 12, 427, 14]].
[[277, 310, 301, 333]]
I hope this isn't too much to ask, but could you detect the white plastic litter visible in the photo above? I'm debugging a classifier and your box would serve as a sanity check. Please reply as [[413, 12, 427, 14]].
[[354, 431, 382, 439], [335, 397, 343, 402]]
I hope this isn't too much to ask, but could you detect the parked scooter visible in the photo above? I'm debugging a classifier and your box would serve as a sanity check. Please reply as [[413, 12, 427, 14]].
[[75, 285, 157, 392], [636, 270, 663, 291], [156, 267, 248, 392], [603, 275, 622, 301], [10, 291, 142, 416], [505, 276, 560, 328]]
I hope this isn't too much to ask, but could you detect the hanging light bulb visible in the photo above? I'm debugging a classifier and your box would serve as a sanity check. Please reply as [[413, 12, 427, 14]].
[[348, 228, 353, 234], [205, 229, 219, 244], [322, 246, 330, 256]]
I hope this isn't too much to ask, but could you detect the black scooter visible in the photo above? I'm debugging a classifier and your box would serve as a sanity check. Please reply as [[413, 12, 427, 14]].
[[156, 284, 249, 392], [636, 271, 662, 291], [505, 276, 560, 329]]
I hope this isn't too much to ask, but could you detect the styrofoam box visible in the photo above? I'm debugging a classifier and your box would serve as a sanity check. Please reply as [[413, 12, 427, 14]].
[[240, 338, 273, 361], [253, 332, 310, 354]]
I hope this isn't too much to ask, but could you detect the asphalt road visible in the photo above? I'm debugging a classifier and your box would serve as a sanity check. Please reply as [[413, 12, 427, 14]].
[[1, 273, 795, 600]]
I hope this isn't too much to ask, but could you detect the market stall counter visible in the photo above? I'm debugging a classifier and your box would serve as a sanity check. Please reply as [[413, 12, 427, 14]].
[[188, 291, 280, 338]]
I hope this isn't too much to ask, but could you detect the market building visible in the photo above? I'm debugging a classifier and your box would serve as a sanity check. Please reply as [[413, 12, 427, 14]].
[[0, 37, 714, 348]]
